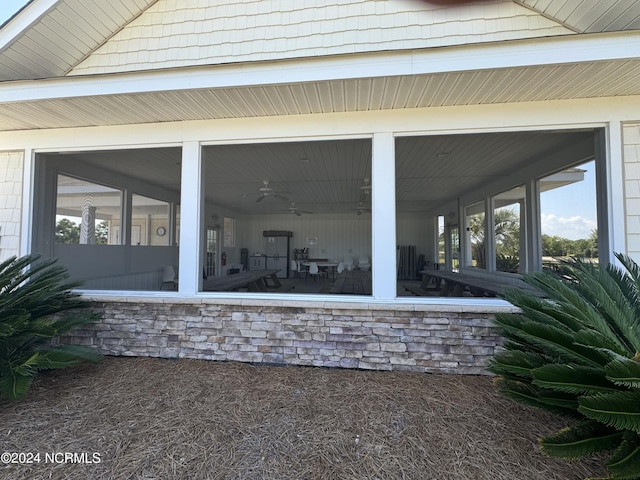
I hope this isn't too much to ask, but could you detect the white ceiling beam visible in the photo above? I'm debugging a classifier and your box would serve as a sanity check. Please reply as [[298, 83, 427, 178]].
[[1, 30, 639, 104]]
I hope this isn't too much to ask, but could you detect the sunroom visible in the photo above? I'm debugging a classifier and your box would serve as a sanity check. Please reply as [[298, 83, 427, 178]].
[[30, 125, 605, 301]]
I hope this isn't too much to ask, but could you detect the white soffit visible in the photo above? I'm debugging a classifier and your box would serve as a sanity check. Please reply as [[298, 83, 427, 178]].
[[0, 0, 158, 81], [1, 58, 640, 131]]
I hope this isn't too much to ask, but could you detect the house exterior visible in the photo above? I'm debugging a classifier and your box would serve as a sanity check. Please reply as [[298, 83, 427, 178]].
[[1, 0, 640, 374]]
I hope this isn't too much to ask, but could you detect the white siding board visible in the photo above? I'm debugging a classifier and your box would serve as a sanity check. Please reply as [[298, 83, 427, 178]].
[[624, 124, 640, 262], [70, 0, 572, 76]]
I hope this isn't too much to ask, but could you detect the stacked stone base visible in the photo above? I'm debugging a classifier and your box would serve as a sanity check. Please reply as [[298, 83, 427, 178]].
[[63, 297, 514, 375]]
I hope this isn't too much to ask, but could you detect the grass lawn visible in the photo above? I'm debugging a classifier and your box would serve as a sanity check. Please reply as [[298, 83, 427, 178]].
[[0, 356, 605, 479]]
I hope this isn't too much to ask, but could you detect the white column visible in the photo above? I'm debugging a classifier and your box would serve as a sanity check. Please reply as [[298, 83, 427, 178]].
[[525, 178, 541, 272], [178, 141, 203, 294], [20, 148, 33, 257], [518, 199, 527, 273], [80, 204, 96, 244], [371, 132, 396, 300], [485, 197, 495, 271], [604, 123, 624, 265]]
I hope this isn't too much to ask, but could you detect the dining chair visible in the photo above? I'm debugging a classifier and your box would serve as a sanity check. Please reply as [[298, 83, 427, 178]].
[[343, 256, 354, 271], [307, 262, 321, 283], [358, 255, 371, 271], [290, 259, 300, 278], [160, 265, 178, 290]]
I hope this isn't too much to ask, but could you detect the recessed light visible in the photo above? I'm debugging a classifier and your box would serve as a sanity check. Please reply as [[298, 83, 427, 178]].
[[299, 157, 310, 163]]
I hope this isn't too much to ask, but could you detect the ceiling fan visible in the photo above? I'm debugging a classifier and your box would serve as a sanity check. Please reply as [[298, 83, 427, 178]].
[[277, 203, 313, 216], [254, 180, 290, 203], [351, 201, 371, 216]]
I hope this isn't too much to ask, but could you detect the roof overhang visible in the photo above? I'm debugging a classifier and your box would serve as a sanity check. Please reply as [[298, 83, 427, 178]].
[[1, 30, 640, 131]]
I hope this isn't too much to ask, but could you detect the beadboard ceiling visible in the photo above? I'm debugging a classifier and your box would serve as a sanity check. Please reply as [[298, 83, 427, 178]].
[[46, 129, 595, 216], [2, 57, 640, 132]]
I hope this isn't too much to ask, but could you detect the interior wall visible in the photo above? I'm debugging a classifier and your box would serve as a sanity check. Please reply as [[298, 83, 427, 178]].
[[236, 213, 373, 264]]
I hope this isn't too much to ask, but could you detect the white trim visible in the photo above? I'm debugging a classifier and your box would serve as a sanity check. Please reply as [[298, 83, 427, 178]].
[[20, 148, 34, 257], [2, 30, 639, 103], [199, 133, 373, 147], [178, 141, 202, 295], [0, 0, 58, 51], [607, 121, 627, 261], [76, 290, 513, 309], [371, 132, 396, 300]]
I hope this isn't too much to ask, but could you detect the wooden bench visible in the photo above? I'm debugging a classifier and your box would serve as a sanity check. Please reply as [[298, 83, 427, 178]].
[[202, 269, 281, 292], [330, 270, 372, 295], [416, 270, 544, 297], [402, 284, 434, 297]]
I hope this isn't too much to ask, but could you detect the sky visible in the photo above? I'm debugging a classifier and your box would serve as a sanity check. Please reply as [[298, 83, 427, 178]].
[[0, 0, 598, 241], [0, 0, 28, 25]]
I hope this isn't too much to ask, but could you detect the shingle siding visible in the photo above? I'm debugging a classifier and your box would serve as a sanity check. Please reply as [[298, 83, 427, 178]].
[[70, 0, 572, 76], [625, 123, 640, 261], [0, 151, 23, 261]]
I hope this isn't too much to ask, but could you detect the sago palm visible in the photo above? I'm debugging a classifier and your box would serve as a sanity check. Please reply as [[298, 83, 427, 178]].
[[0, 254, 101, 401], [490, 253, 640, 480]]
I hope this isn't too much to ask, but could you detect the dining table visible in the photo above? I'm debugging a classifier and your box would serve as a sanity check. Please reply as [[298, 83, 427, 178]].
[[300, 261, 339, 280]]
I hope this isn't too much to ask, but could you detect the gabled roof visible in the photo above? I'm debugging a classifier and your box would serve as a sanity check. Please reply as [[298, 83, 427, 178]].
[[0, 0, 158, 81], [1, 0, 640, 83], [1, 0, 640, 133]]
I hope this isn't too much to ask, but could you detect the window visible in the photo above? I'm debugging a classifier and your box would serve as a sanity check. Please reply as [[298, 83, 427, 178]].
[[55, 174, 122, 245], [131, 194, 170, 246], [539, 160, 598, 270], [492, 186, 525, 273], [465, 201, 486, 269]]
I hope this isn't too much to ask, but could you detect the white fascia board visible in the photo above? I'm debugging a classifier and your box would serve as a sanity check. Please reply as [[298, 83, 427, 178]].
[[1, 30, 639, 104], [0, 0, 59, 50]]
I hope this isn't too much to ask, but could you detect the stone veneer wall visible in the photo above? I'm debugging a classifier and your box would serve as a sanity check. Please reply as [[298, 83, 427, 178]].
[[64, 298, 514, 375]]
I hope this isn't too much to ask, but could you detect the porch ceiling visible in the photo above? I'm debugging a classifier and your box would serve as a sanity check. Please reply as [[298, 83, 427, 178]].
[[1, 56, 640, 132], [47, 129, 595, 217]]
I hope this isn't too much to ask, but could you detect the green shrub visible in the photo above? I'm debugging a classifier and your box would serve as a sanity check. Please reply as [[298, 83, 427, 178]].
[[0, 254, 101, 401], [489, 253, 640, 480]]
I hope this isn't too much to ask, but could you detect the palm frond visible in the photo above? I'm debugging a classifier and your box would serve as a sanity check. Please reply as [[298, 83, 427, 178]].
[[493, 377, 580, 417], [488, 350, 548, 380], [607, 431, 640, 480], [521, 271, 631, 352], [539, 420, 623, 459], [605, 359, 640, 389], [579, 391, 640, 434], [532, 364, 620, 396]]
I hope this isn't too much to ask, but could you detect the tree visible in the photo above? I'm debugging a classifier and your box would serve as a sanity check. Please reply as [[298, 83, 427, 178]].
[[0, 254, 101, 401], [490, 254, 640, 479], [95, 220, 109, 245], [55, 218, 80, 244], [468, 208, 520, 270]]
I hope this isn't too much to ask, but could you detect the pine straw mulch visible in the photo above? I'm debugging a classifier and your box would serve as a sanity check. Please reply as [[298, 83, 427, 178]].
[[0, 356, 605, 480]]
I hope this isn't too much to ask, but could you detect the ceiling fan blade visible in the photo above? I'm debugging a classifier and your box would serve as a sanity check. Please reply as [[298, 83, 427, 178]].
[[274, 194, 289, 202], [256, 195, 265, 203], [294, 211, 302, 216]]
